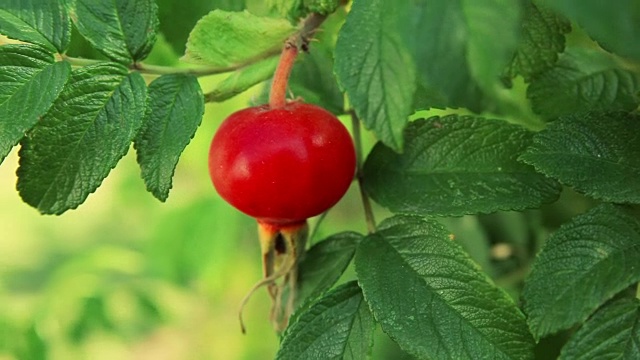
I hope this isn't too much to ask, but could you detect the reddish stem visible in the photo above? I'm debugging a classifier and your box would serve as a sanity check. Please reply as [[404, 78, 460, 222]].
[[269, 42, 299, 109]]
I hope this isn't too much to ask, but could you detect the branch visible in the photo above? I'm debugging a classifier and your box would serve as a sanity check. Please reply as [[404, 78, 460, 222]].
[[349, 109, 377, 234]]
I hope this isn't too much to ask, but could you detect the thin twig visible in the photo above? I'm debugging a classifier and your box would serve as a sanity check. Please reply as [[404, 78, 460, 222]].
[[349, 109, 377, 234]]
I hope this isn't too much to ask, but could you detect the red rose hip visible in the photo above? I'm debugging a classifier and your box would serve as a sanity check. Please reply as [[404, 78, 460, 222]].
[[208, 101, 356, 225]]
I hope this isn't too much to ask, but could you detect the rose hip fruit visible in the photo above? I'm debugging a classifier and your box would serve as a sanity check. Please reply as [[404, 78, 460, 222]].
[[208, 101, 356, 225]]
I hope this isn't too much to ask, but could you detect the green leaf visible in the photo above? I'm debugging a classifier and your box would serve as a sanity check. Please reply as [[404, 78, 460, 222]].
[[134, 74, 204, 201], [0, 45, 70, 164], [559, 297, 640, 360], [17, 63, 147, 214], [506, 1, 570, 81], [156, 0, 246, 54], [205, 56, 278, 102], [267, 0, 305, 21], [277, 281, 375, 360], [523, 204, 640, 339], [296, 232, 361, 306], [289, 44, 344, 115], [355, 215, 534, 359], [0, 0, 72, 53], [69, 0, 159, 64], [527, 47, 640, 119], [183, 10, 296, 67], [363, 115, 561, 217], [334, 0, 415, 152], [410, 0, 522, 111], [520, 111, 640, 204], [539, 0, 640, 60]]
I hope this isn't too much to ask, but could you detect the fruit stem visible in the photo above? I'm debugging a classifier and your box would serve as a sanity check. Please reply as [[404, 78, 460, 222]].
[[268, 13, 327, 109], [269, 42, 299, 109], [349, 109, 377, 234]]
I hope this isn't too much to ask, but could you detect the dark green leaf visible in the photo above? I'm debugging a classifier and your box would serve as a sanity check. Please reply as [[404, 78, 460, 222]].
[[183, 10, 296, 67], [289, 44, 344, 115], [523, 204, 640, 339], [0, 0, 72, 53], [277, 281, 375, 360], [410, 0, 522, 111], [506, 1, 570, 81], [527, 47, 640, 119], [520, 111, 640, 204], [539, 0, 640, 60], [355, 215, 534, 359], [205, 56, 278, 103], [363, 115, 561, 217], [134, 74, 204, 201], [296, 232, 361, 306], [559, 297, 640, 360], [0, 45, 70, 163], [334, 0, 415, 151], [17, 63, 147, 214], [70, 0, 159, 64]]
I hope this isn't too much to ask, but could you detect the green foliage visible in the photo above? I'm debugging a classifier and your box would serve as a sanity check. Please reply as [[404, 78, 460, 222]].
[[527, 47, 640, 119], [356, 216, 534, 359], [506, 1, 571, 81], [0, 45, 70, 163], [206, 57, 279, 102], [363, 115, 561, 216], [1, 0, 640, 359], [296, 232, 361, 305], [559, 296, 640, 359], [134, 74, 204, 201], [334, 0, 416, 151], [540, 0, 640, 60], [523, 204, 640, 339], [0, 0, 71, 53], [17, 64, 147, 214], [521, 111, 640, 204], [411, 0, 521, 111], [183, 10, 296, 67], [69, 0, 159, 64], [277, 281, 375, 360]]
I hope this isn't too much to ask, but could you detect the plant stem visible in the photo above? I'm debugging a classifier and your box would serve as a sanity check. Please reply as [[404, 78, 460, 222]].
[[59, 50, 281, 78], [268, 13, 326, 109], [269, 42, 299, 109], [350, 110, 377, 234]]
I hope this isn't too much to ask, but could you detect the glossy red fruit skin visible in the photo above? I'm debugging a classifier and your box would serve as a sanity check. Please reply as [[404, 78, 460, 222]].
[[209, 102, 356, 225]]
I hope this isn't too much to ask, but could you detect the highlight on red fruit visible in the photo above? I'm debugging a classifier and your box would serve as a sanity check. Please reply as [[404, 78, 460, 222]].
[[208, 101, 356, 225]]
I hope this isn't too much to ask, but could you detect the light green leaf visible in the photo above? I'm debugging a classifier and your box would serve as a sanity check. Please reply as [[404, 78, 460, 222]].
[[411, 0, 522, 111], [277, 281, 375, 360], [205, 56, 278, 103], [184, 10, 296, 67], [0, 0, 72, 53], [134, 74, 204, 202], [17, 63, 147, 214], [156, 0, 246, 54], [363, 115, 561, 217], [520, 111, 640, 204], [296, 232, 361, 306], [289, 43, 344, 115], [560, 297, 640, 360], [69, 0, 159, 64], [355, 215, 534, 359], [523, 204, 640, 339], [527, 47, 640, 119], [0, 45, 70, 164], [334, 0, 415, 151], [539, 0, 640, 60], [507, 1, 570, 81]]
